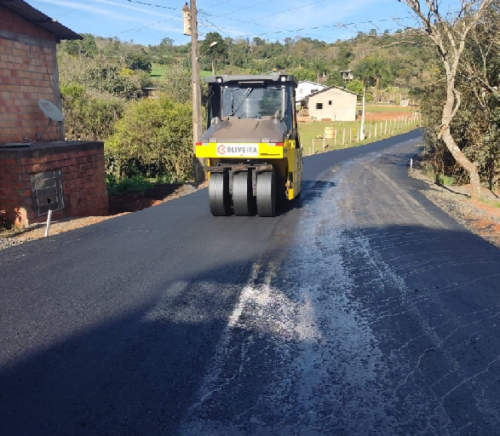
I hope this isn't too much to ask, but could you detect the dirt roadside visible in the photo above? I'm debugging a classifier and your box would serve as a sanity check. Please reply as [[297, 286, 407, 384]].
[[0, 182, 207, 251], [410, 165, 500, 249]]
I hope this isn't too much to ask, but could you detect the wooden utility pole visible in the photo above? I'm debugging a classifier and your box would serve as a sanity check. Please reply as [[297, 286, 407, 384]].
[[360, 86, 366, 141], [189, 0, 204, 182]]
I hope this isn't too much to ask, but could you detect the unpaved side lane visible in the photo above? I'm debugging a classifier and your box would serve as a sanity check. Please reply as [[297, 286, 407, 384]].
[[178, 138, 500, 435]]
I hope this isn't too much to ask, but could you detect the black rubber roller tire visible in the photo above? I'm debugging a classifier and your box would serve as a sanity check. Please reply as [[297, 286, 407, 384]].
[[256, 170, 276, 217], [209, 172, 232, 216], [233, 171, 256, 216]]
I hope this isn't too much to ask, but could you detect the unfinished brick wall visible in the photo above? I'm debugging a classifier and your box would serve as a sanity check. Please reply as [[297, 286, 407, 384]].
[[0, 142, 108, 228], [0, 6, 62, 144]]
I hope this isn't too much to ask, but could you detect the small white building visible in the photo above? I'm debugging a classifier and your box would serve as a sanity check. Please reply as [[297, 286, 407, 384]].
[[296, 81, 326, 103], [306, 86, 359, 121]]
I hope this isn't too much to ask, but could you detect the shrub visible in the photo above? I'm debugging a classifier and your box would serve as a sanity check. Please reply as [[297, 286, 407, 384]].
[[107, 173, 153, 195], [61, 84, 125, 141], [81, 65, 142, 99], [155, 63, 191, 103], [436, 173, 455, 186], [105, 95, 193, 181]]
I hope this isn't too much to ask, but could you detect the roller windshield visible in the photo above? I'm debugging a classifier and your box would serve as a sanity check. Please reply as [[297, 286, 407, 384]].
[[221, 85, 283, 119]]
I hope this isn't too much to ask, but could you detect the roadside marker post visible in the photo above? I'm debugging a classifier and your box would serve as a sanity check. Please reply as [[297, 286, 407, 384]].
[[45, 209, 53, 237]]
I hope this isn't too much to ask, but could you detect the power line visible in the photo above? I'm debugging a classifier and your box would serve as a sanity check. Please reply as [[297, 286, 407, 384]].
[[201, 13, 418, 39], [55, 0, 100, 19], [250, 0, 326, 22], [203, 0, 232, 7], [112, 16, 178, 37], [215, 0, 275, 17], [198, 17, 233, 38], [115, 0, 179, 11], [198, 10, 324, 41]]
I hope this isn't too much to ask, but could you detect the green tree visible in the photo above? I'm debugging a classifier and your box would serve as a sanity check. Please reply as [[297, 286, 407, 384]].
[[354, 56, 391, 89], [61, 33, 98, 58], [200, 32, 228, 72], [346, 79, 364, 96]]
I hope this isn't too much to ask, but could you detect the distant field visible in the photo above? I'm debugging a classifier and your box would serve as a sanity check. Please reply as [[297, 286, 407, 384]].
[[364, 104, 416, 113], [150, 64, 212, 80], [150, 64, 167, 78], [298, 116, 420, 155]]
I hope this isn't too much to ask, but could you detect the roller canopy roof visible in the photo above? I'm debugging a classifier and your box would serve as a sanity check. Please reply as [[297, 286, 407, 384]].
[[205, 75, 298, 87]]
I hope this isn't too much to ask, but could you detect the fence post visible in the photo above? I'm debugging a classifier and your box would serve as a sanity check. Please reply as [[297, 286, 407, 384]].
[[385, 120, 387, 135], [368, 123, 372, 138], [349, 128, 352, 143], [312, 138, 315, 155], [323, 136, 326, 150], [343, 128, 346, 147], [334, 129, 337, 147], [375, 122, 378, 137]]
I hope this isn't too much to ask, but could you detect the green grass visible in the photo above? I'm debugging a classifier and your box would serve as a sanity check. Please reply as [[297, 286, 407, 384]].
[[479, 198, 500, 208], [150, 63, 167, 78], [298, 118, 420, 155], [364, 104, 416, 113], [150, 64, 212, 80]]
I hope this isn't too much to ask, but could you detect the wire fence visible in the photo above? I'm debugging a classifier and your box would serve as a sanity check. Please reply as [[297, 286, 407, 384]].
[[304, 114, 422, 156]]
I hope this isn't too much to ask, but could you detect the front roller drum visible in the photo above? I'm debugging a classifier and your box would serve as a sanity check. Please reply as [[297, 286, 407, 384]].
[[256, 170, 276, 217], [209, 172, 232, 216], [233, 171, 256, 216]]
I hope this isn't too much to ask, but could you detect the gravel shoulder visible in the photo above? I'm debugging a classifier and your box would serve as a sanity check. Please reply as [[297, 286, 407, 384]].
[[410, 164, 500, 249]]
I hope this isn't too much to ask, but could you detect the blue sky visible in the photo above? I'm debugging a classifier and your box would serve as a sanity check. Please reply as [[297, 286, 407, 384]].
[[29, 0, 421, 45]]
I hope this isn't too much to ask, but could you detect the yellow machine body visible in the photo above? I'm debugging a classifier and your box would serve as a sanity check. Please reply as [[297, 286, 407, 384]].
[[196, 139, 302, 200]]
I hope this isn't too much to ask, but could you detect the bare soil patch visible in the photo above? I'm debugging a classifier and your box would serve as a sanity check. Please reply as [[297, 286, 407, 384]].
[[364, 111, 418, 121], [410, 165, 500, 248]]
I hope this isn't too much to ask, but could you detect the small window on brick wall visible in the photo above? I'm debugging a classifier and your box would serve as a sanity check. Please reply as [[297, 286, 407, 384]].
[[30, 170, 64, 216], [316, 103, 323, 110], [328, 100, 332, 105]]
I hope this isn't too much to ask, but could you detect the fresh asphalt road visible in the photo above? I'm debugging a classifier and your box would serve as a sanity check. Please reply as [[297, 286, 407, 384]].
[[2, 130, 500, 435]]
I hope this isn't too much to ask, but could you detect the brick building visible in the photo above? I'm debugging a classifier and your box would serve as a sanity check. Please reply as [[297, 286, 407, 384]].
[[0, 0, 80, 142], [0, 0, 109, 228]]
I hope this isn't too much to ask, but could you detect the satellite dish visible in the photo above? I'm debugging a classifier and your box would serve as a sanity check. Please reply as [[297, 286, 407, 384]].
[[36, 99, 64, 141], [38, 99, 64, 122]]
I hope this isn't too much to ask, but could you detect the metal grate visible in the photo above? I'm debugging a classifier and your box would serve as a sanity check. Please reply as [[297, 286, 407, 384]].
[[30, 170, 64, 216]]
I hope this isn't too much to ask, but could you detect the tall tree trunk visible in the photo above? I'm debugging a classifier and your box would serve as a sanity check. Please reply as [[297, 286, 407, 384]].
[[441, 79, 481, 200]]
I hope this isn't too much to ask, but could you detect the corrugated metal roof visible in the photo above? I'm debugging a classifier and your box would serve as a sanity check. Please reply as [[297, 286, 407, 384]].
[[0, 0, 81, 40]]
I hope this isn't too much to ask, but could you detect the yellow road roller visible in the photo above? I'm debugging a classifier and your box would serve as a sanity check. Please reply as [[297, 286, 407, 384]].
[[196, 74, 303, 217]]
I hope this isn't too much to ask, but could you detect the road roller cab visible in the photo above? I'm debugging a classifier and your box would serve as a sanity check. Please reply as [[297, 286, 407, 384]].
[[196, 74, 303, 217]]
